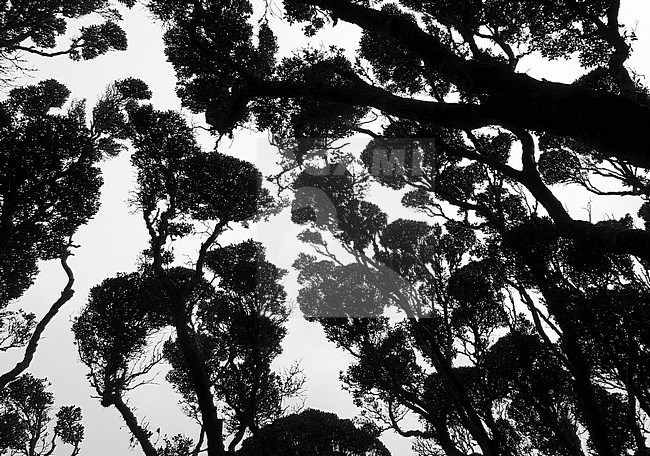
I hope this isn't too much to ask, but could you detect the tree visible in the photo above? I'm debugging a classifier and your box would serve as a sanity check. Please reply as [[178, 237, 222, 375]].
[[127, 99, 274, 456], [146, 0, 650, 261], [131, 5, 650, 453], [0, 374, 84, 456], [74, 250, 300, 456], [0, 79, 99, 311], [0, 0, 135, 85], [74, 92, 299, 456], [0, 79, 101, 388], [0, 77, 151, 390], [286, 132, 650, 456], [72, 271, 168, 456], [236, 408, 391, 456], [163, 240, 303, 452]]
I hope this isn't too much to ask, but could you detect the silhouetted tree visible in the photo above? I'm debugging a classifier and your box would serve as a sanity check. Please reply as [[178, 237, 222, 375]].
[[127, 99, 273, 456], [146, 0, 650, 261], [0, 77, 149, 389], [0, 0, 135, 84], [72, 270, 168, 456], [164, 240, 303, 452], [74, 247, 300, 456], [289, 133, 650, 456], [74, 91, 300, 456], [0, 374, 83, 456]]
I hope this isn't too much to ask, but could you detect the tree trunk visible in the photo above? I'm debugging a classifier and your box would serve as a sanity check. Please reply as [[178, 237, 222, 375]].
[[169, 295, 225, 456], [110, 394, 159, 456]]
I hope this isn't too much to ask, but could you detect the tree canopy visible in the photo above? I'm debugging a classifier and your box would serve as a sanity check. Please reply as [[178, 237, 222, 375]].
[[0, 75, 150, 391], [73, 91, 301, 456], [6, 2, 650, 456], [0, 374, 83, 456], [0, 25, 146, 453], [0, 79, 100, 308], [147, 0, 650, 261], [0, 0, 135, 84], [134, 1, 650, 455]]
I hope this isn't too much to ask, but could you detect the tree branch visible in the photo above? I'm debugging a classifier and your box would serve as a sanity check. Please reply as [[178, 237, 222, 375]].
[[13, 45, 76, 58], [107, 394, 159, 456], [281, 0, 650, 168], [0, 250, 75, 390]]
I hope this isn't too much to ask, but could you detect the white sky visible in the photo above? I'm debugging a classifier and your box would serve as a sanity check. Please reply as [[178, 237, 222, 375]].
[[2, 2, 650, 456]]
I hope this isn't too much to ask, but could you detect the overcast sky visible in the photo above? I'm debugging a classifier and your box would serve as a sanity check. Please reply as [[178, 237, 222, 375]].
[[2, 2, 650, 456]]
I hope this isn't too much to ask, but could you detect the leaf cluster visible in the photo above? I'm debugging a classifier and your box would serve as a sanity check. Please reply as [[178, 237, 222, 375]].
[[0, 79, 103, 306]]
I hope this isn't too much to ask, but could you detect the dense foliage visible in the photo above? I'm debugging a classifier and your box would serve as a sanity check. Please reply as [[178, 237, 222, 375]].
[[139, 1, 650, 456], [0, 79, 101, 307], [0, 374, 83, 456], [0, 0, 135, 84], [237, 409, 391, 456], [148, 0, 650, 260], [0, 22, 144, 452], [6, 1, 650, 456], [72, 91, 301, 456]]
